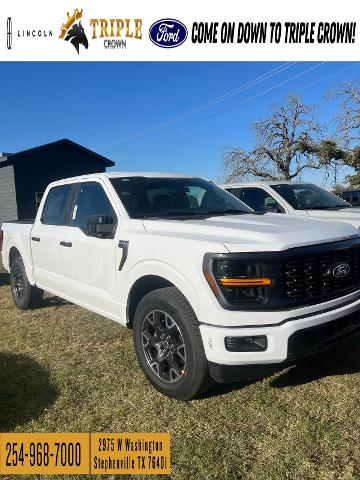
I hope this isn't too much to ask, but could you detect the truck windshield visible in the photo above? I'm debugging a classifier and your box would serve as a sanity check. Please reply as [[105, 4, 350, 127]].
[[110, 177, 253, 219], [271, 183, 351, 210]]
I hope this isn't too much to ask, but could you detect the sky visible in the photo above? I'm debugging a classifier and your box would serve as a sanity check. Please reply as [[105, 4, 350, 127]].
[[1, 61, 360, 185]]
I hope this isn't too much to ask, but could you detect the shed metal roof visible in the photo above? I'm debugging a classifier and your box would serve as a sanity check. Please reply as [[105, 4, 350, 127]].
[[0, 139, 114, 167]]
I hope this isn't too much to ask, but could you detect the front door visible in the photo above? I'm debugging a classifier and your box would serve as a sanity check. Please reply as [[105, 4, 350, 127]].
[[61, 181, 121, 320]]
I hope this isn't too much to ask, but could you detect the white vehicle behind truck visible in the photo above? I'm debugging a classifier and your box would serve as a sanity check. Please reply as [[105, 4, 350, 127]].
[[2, 173, 360, 400], [221, 181, 360, 228]]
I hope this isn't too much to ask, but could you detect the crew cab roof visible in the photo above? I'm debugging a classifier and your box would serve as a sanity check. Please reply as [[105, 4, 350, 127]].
[[47, 171, 197, 187], [221, 180, 311, 188], [105, 172, 195, 179]]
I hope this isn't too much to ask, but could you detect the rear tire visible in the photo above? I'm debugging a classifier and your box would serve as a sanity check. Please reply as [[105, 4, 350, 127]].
[[10, 256, 44, 310], [133, 286, 213, 400]]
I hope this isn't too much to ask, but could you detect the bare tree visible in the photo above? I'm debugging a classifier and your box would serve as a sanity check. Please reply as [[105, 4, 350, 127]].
[[332, 80, 360, 145], [330, 80, 360, 188], [223, 96, 329, 182]]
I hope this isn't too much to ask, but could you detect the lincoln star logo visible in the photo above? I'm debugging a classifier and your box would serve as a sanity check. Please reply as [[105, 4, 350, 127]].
[[59, 9, 89, 54], [7, 17, 12, 50], [331, 262, 350, 278]]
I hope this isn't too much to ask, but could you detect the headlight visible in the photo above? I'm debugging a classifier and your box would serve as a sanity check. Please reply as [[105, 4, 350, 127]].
[[203, 255, 272, 307]]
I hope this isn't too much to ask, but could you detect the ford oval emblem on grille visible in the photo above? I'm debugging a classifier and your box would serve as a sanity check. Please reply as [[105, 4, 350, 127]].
[[332, 262, 350, 278], [149, 19, 188, 48]]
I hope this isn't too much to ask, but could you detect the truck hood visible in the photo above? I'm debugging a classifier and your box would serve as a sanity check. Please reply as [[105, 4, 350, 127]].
[[305, 208, 360, 228], [143, 213, 359, 253]]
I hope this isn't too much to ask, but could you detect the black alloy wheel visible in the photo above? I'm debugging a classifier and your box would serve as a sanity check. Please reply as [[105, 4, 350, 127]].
[[10, 256, 44, 310], [141, 309, 186, 383], [12, 264, 25, 303]]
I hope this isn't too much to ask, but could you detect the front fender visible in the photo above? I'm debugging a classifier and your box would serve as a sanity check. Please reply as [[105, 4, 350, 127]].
[[122, 259, 216, 316]]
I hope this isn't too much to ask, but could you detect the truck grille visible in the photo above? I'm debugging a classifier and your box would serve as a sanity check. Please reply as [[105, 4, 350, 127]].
[[284, 243, 360, 302]]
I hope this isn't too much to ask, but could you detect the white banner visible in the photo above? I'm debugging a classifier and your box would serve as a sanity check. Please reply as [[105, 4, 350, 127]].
[[0, 0, 359, 61]]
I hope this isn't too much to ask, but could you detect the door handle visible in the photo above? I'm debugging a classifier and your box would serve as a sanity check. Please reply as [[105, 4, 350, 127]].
[[31, 236, 40, 242], [60, 241, 72, 248]]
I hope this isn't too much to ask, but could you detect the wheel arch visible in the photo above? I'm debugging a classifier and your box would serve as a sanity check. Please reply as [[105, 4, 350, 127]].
[[126, 275, 175, 328], [9, 246, 21, 266], [7, 241, 35, 286]]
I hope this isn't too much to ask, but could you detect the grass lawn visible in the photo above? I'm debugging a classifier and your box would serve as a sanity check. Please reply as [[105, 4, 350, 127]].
[[0, 259, 360, 480]]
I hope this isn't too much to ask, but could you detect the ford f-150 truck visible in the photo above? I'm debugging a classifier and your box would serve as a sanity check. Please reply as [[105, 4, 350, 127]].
[[221, 181, 360, 228], [2, 173, 360, 400]]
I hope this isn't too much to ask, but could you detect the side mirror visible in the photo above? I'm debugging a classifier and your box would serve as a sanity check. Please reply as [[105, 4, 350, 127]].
[[87, 215, 114, 238]]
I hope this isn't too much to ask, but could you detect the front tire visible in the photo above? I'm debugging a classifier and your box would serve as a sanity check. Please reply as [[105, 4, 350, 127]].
[[10, 256, 43, 310], [133, 287, 213, 400]]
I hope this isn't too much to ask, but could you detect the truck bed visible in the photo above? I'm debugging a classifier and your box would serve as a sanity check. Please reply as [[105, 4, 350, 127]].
[[1, 221, 34, 273]]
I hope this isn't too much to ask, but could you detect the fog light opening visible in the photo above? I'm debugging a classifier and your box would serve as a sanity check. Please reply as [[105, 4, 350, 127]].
[[225, 335, 268, 352]]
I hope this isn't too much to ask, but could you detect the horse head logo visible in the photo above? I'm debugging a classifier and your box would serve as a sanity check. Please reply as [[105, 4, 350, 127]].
[[65, 21, 88, 54]]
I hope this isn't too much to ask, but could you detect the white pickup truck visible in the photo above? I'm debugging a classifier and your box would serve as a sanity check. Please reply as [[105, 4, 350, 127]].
[[2, 173, 360, 400], [221, 181, 360, 229]]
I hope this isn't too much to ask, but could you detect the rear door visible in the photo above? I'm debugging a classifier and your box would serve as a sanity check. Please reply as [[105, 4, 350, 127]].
[[31, 183, 76, 294], [61, 181, 120, 319]]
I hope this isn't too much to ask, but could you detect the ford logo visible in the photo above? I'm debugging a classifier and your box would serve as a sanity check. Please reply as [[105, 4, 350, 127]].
[[331, 262, 350, 278], [149, 18, 187, 48]]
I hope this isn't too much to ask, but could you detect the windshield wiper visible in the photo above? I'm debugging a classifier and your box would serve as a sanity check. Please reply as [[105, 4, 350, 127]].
[[201, 209, 249, 217], [134, 210, 211, 220]]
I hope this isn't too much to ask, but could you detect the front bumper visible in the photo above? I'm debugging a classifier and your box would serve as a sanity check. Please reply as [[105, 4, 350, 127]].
[[198, 291, 360, 381]]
